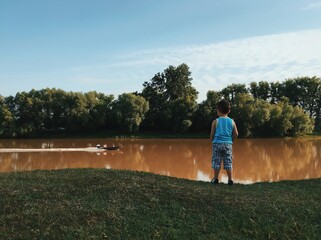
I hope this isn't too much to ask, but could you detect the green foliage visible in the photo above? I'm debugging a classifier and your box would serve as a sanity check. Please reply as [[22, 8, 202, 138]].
[[249, 81, 270, 100], [251, 76, 321, 125], [142, 63, 198, 132], [164, 64, 198, 101], [181, 119, 192, 133], [169, 98, 197, 133], [269, 81, 283, 104], [0, 96, 14, 137], [112, 93, 149, 133], [231, 93, 255, 137], [84, 91, 114, 130], [233, 77, 319, 137], [0, 65, 319, 138], [249, 99, 271, 136], [260, 97, 294, 137], [229, 94, 314, 137], [11, 90, 45, 136], [221, 83, 248, 103], [0, 88, 114, 137], [193, 91, 222, 131], [289, 106, 315, 136]]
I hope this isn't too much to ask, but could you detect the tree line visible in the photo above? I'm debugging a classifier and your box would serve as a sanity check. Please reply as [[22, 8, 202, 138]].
[[0, 63, 319, 138]]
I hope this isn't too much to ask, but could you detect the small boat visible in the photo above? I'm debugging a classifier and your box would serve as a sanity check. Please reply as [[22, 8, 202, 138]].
[[96, 144, 120, 150]]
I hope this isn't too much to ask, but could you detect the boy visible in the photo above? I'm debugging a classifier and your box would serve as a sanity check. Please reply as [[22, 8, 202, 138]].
[[210, 99, 238, 185]]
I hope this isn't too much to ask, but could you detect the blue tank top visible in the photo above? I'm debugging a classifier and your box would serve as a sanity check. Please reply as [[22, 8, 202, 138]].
[[213, 117, 233, 144]]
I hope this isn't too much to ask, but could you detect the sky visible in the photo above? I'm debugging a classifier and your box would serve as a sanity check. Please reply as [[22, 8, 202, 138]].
[[1, 0, 321, 101]]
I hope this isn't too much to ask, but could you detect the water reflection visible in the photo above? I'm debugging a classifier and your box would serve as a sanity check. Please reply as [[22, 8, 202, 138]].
[[0, 138, 320, 184], [233, 138, 320, 183]]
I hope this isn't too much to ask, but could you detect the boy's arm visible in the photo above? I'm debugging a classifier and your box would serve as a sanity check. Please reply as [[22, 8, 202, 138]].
[[210, 120, 216, 142], [232, 120, 238, 140]]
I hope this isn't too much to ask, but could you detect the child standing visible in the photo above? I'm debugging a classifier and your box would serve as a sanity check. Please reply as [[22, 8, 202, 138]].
[[210, 99, 238, 185]]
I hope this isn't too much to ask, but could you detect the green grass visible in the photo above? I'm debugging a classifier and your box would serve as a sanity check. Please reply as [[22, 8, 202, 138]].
[[0, 169, 320, 239]]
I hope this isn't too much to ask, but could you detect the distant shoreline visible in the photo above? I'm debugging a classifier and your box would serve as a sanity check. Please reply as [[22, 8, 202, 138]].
[[0, 130, 320, 140]]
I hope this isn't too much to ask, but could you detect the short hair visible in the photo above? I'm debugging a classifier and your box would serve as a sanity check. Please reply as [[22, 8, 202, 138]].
[[217, 99, 231, 114]]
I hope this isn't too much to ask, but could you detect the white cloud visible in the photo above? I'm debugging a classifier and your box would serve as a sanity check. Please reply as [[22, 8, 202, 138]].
[[302, 2, 321, 10], [71, 28, 321, 101]]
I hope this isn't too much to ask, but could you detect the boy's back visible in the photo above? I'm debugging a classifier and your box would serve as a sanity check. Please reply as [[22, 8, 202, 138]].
[[213, 117, 233, 144]]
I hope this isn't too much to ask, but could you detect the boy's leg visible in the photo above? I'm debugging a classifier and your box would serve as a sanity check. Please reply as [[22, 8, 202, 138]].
[[214, 168, 220, 180], [226, 169, 232, 181], [212, 143, 222, 183], [227, 169, 233, 185], [223, 144, 233, 183]]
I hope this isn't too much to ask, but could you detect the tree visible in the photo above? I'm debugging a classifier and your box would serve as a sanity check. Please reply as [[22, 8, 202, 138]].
[[270, 81, 283, 104], [112, 93, 149, 133], [281, 78, 304, 106], [163, 64, 198, 101], [249, 81, 270, 100], [267, 97, 294, 137], [193, 91, 222, 132], [42, 88, 68, 131], [3, 96, 17, 136], [0, 96, 14, 137], [221, 84, 248, 104], [274, 77, 321, 128], [13, 91, 43, 136], [142, 63, 198, 132], [250, 99, 271, 136], [141, 72, 169, 130], [315, 85, 321, 129], [289, 106, 314, 136], [169, 98, 197, 133], [1, 88, 116, 136], [294, 76, 321, 119], [249, 82, 259, 99], [231, 93, 254, 137], [84, 91, 114, 130]]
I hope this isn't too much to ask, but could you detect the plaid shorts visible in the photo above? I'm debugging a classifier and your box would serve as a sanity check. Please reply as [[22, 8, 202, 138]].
[[212, 143, 233, 170]]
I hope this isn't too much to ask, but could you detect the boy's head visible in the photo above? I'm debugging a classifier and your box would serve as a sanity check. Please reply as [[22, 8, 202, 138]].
[[217, 99, 231, 114]]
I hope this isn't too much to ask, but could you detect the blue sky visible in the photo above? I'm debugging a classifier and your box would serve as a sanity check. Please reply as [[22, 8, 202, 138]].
[[1, 0, 321, 101]]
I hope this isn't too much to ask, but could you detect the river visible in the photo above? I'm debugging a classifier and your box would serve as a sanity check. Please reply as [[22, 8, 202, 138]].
[[0, 138, 320, 184]]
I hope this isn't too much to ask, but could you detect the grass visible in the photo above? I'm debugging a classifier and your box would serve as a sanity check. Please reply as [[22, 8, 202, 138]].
[[0, 169, 320, 239]]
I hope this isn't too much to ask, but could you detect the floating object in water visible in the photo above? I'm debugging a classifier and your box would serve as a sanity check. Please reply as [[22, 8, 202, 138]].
[[96, 144, 120, 150]]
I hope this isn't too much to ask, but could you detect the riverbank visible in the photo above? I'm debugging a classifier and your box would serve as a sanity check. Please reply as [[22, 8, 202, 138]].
[[43, 131, 210, 139], [1, 169, 320, 239], [2, 128, 321, 140]]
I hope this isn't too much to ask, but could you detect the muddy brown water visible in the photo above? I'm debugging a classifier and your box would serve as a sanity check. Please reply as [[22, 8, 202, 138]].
[[0, 138, 320, 184]]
